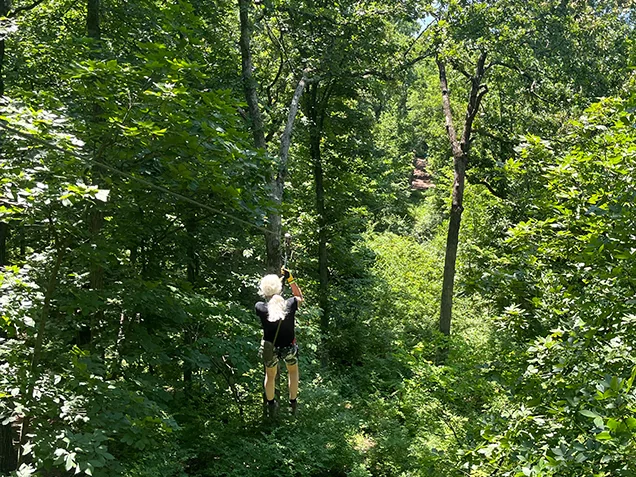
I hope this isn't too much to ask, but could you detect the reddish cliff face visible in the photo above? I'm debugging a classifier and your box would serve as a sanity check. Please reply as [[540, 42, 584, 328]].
[[410, 157, 434, 190]]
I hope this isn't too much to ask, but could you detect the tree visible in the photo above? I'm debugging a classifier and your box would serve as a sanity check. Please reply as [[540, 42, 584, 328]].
[[1, 1, 270, 472], [410, 0, 633, 337], [267, 0, 417, 359], [473, 91, 636, 477], [238, 0, 311, 274], [436, 52, 488, 337]]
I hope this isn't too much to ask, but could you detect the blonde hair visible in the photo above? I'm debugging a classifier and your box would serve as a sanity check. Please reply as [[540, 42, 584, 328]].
[[259, 274, 285, 322]]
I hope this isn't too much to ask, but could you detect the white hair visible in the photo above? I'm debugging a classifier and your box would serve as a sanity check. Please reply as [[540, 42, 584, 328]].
[[259, 274, 285, 322]]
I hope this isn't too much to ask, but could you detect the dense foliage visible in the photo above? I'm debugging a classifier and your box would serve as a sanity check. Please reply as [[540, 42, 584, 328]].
[[0, 1, 634, 476]]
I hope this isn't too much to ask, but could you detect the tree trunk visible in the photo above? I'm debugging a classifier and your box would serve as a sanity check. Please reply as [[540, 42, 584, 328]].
[[437, 53, 488, 339], [239, 0, 310, 273], [81, 0, 103, 348], [80, 208, 103, 347], [238, 0, 282, 273], [87, 0, 100, 39], [0, 0, 9, 96], [238, 0, 266, 150], [0, 222, 8, 267], [306, 84, 330, 361], [439, 157, 466, 336], [265, 74, 309, 273], [18, 239, 65, 465], [0, 422, 17, 473], [0, 3, 15, 466], [183, 213, 198, 392]]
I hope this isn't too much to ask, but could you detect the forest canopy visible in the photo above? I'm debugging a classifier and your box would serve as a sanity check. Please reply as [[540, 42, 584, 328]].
[[0, 1, 635, 476]]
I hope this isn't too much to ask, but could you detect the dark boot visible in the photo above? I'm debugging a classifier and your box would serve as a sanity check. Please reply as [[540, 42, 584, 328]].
[[289, 399, 298, 416], [267, 400, 279, 419]]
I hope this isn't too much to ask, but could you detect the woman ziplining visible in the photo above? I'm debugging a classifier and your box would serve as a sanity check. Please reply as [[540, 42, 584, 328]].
[[255, 267, 304, 418]]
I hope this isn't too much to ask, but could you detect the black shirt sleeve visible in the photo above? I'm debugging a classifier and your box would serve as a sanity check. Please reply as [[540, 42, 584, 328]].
[[286, 297, 298, 315]]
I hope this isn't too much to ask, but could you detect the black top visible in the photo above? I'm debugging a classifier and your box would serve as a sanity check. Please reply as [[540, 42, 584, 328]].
[[255, 297, 299, 347]]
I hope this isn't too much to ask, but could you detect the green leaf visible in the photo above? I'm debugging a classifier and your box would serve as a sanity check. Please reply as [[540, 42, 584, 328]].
[[596, 431, 612, 441], [606, 418, 620, 431]]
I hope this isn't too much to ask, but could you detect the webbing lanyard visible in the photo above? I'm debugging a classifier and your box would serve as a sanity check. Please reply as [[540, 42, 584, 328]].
[[283, 233, 292, 269]]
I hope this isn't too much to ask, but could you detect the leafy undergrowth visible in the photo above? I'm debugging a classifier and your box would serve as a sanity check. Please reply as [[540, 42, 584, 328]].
[[127, 212, 504, 477], [157, 335, 501, 477]]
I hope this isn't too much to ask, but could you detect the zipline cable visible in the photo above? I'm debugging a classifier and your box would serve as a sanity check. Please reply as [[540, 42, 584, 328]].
[[0, 122, 396, 238], [0, 121, 275, 235]]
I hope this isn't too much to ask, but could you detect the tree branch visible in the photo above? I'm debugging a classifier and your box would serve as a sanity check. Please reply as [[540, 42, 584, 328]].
[[438, 406, 464, 447], [266, 52, 285, 108], [468, 177, 506, 199], [274, 70, 310, 199], [436, 56, 462, 159], [402, 20, 436, 60], [460, 51, 488, 154], [487, 60, 551, 104], [270, 16, 297, 71], [449, 57, 472, 80], [211, 357, 245, 422], [10, 0, 46, 17], [400, 46, 436, 71]]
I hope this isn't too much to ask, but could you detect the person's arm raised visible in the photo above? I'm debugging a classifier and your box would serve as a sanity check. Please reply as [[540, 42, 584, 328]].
[[282, 267, 304, 304], [290, 281, 303, 304]]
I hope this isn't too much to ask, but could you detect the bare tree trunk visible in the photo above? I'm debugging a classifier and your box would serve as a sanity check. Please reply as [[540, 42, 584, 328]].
[[439, 159, 466, 336], [238, 0, 282, 274], [239, 0, 311, 273], [437, 52, 488, 340], [266, 73, 310, 272]]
